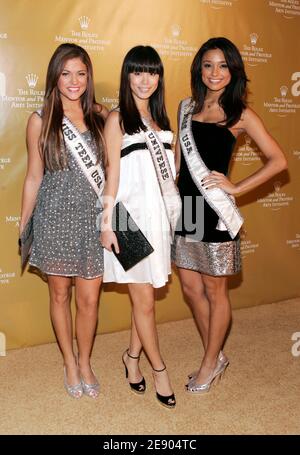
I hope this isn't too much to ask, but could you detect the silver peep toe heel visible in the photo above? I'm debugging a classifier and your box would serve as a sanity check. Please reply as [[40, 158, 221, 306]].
[[81, 369, 100, 399], [186, 359, 226, 395], [187, 350, 229, 381], [63, 366, 83, 399]]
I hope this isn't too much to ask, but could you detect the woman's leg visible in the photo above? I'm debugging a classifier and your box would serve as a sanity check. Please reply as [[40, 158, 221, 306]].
[[75, 276, 102, 384], [48, 275, 78, 385], [127, 283, 174, 398], [194, 275, 231, 384], [177, 268, 210, 351], [122, 312, 144, 384]]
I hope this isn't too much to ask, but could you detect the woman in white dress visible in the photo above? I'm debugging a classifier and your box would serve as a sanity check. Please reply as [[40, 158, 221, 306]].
[[100, 46, 179, 408]]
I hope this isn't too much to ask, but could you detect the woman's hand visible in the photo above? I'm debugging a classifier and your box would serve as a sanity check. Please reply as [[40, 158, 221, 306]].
[[202, 171, 238, 195], [100, 230, 120, 253], [19, 224, 24, 237]]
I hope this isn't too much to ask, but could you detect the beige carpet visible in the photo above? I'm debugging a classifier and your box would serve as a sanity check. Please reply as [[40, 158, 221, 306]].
[[0, 299, 299, 435]]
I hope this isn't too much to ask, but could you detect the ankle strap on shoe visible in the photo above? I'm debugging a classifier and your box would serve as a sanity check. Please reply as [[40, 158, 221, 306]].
[[153, 364, 166, 373], [127, 349, 140, 360]]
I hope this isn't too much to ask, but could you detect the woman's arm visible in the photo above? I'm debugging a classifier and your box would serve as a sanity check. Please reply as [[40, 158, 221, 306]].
[[20, 112, 44, 234], [203, 107, 288, 195], [100, 110, 123, 252], [100, 104, 109, 120], [94, 102, 109, 121]]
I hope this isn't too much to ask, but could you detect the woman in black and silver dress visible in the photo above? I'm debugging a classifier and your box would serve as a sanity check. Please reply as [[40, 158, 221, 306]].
[[173, 37, 287, 394], [20, 44, 108, 399]]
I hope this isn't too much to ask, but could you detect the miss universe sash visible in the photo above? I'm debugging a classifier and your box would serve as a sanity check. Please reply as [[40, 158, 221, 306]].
[[179, 98, 243, 239], [143, 122, 182, 237], [61, 116, 105, 201]]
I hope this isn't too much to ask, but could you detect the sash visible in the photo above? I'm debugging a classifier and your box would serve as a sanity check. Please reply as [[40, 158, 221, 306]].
[[179, 98, 243, 239], [143, 122, 182, 237], [61, 116, 105, 202]]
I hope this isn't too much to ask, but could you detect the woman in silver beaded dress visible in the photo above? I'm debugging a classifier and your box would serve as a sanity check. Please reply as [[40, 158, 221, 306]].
[[20, 44, 108, 399], [173, 37, 287, 394]]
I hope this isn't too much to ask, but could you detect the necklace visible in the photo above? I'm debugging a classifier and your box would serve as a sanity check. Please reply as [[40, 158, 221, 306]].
[[205, 101, 223, 113], [205, 101, 215, 109]]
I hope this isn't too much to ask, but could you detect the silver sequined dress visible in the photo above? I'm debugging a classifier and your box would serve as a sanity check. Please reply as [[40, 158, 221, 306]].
[[29, 130, 104, 279]]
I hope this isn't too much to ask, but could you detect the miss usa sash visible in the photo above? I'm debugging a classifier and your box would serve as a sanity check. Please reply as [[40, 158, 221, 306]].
[[143, 122, 182, 237], [179, 98, 243, 239], [61, 116, 105, 202]]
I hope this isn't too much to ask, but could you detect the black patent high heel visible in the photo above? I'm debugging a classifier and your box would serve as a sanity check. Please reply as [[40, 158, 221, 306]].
[[122, 349, 146, 394], [153, 365, 176, 409]]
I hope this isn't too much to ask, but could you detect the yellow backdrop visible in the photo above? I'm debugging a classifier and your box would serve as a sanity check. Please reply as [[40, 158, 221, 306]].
[[0, 0, 299, 349]]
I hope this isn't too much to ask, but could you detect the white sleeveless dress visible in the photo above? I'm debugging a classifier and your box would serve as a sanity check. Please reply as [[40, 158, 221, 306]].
[[103, 129, 175, 288]]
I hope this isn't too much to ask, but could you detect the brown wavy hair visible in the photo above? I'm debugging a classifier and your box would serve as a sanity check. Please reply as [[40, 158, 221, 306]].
[[40, 43, 104, 171]]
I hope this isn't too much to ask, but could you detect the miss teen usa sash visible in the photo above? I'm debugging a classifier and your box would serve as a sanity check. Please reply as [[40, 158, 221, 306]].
[[143, 123, 182, 237], [179, 98, 243, 239], [61, 116, 105, 201]]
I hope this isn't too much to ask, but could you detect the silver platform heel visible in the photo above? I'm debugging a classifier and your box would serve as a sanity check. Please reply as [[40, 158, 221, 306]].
[[185, 359, 227, 395], [187, 350, 229, 381], [63, 366, 83, 399]]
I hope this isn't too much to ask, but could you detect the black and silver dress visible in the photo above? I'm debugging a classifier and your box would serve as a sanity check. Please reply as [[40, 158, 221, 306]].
[[172, 120, 241, 276]]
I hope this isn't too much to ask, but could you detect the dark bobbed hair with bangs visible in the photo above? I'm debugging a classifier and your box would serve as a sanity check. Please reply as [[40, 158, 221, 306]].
[[40, 43, 105, 171], [191, 37, 249, 127], [119, 45, 171, 135]]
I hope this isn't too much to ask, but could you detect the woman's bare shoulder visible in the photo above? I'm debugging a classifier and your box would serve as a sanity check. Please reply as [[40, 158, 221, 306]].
[[94, 103, 109, 120]]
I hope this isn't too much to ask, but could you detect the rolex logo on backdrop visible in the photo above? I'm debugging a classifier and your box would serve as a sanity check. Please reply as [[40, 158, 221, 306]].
[[257, 180, 293, 211], [78, 16, 90, 30], [26, 73, 38, 88], [55, 15, 111, 53], [151, 24, 197, 61], [264, 78, 300, 117], [273, 181, 282, 194], [280, 86, 288, 97], [171, 25, 181, 37], [233, 134, 262, 165], [1, 72, 44, 112], [249, 33, 258, 45], [240, 32, 272, 67]]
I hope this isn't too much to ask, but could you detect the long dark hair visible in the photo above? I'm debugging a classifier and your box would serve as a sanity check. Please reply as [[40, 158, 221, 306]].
[[119, 45, 170, 135], [191, 37, 249, 127], [40, 43, 104, 170]]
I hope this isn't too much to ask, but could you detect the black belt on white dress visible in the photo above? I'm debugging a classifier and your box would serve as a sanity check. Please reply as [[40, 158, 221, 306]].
[[121, 142, 172, 158]]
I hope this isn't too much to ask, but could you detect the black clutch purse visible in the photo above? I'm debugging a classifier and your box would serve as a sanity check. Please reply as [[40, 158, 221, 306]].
[[19, 211, 34, 272], [112, 202, 154, 271]]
